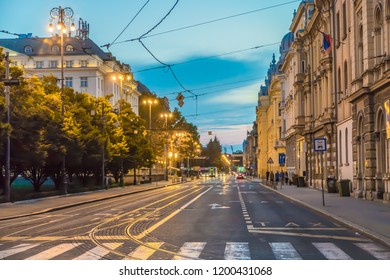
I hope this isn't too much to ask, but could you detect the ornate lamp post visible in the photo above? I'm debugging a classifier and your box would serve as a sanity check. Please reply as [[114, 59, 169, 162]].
[[49, 6, 76, 194], [143, 98, 158, 182], [160, 113, 172, 181], [112, 73, 133, 187]]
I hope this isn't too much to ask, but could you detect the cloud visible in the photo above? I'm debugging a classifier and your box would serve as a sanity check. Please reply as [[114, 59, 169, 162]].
[[206, 83, 259, 105], [200, 124, 252, 147]]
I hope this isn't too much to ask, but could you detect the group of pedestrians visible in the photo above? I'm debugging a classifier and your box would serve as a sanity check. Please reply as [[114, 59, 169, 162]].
[[266, 170, 288, 189]]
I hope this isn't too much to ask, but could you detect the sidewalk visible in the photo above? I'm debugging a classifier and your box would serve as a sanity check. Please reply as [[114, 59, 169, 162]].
[[0, 180, 172, 221], [253, 178, 390, 247]]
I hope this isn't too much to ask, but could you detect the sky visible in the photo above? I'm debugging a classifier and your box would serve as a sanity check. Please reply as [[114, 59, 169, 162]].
[[0, 0, 299, 151]]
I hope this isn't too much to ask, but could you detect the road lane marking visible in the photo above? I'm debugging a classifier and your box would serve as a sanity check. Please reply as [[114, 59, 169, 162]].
[[354, 243, 390, 259], [249, 229, 368, 241], [173, 242, 206, 260], [312, 242, 352, 259], [224, 242, 251, 260], [128, 242, 163, 260], [131, 187, 213, 240], [73, 242, 122, 260], [25, 243, 80, 260], [0, 244, 39, 259], [270, 242, 302, 260]]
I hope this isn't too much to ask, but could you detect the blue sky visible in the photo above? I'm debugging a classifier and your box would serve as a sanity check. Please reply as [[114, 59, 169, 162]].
[[0, 0, 299, 151]]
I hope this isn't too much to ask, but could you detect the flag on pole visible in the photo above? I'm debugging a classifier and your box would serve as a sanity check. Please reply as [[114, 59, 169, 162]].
[[322, 32, 332, 52]]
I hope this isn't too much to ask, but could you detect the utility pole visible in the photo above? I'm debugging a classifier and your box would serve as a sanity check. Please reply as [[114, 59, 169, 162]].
[[4, 52, 11, 202], [102, 102, 106, 189]]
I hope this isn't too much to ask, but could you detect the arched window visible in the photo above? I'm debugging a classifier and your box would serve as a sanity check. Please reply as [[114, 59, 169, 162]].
[[338, 67, 342, 101], [51, 45, 60, 53], [377, 109, 386, 176], [65, 44, 74, 52], [358, 115, 365, 176], [358, 25, 364, 76], [339, 130, 343, 164], [24, 45, 32, 53], [375, 5, 384, 63], [345, 127, 349, 165], [344, 61, 348, 95]]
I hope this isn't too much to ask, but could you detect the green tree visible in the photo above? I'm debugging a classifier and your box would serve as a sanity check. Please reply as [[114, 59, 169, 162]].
[[202, 136, 223, 169]]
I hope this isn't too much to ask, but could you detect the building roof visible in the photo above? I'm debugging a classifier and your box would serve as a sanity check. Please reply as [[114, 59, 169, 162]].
[[0, 36, 112, 61]]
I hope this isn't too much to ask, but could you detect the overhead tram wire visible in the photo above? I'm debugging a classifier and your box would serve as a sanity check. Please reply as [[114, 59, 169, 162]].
[[110, 0, 301, 46], [133, 42, 280, 74], [136, 0, 201, 115], [101, 0, 150, 50]]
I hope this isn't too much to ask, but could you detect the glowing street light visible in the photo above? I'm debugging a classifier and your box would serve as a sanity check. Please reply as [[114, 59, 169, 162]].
[[48, 6, 76, 194]]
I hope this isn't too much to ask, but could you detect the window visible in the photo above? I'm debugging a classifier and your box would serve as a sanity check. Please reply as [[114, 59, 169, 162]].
[[49, 60, 58, 68], [344, 61, 348, 95], [51, 45, 60, 53], [65, 77, 73, 88], [80, 60, 88, 67], [336, 11, 341, 46], [36, 61, 44, 68], [339, 130, 343, 164], [278, 102, 282, 116], [342, 2, 347, 38], [375, 5, 384, 62], [338, 67, 342, 101], [24, 45, 32, 53], [65, 60, 73, 68], [65, 45, 74, 52], [80, 77, 88, 87], [345, 128, 349, 165], [358, 25, 364, 76]]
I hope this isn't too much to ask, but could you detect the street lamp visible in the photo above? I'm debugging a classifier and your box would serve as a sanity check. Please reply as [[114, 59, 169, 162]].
[[160, 113, 172, 181], [112, 73, 133, 114], [112, 73, 133, 187], [142, 98, 158, 182], [49, 6, 76, 194]]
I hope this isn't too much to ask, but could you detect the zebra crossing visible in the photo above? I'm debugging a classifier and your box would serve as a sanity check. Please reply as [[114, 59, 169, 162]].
[[0, 241, 389, 260]]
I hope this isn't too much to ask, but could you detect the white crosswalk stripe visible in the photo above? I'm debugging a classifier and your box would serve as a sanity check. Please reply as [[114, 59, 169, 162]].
[[173, 242, 206, 260], [0, 244, 39, 259], [73, 243, 122, 260], [312, 242, 352, 259], [0, 241, 389, 260], [26, 243, 80, 260], [354, 243, 390, 260], [269, 242, 302, 260], [127, 242, 163, 260], [224, 242, 251, 260]]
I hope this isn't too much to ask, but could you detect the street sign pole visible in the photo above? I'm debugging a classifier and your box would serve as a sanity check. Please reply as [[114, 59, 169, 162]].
[[321, 151, 325, 206], [314, 138, 327, 206]]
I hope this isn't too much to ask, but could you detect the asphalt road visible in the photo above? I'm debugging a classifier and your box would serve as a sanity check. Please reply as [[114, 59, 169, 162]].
[[0, 176, 389, 260]]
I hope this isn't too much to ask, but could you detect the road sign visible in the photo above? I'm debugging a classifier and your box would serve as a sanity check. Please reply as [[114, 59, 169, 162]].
[[278, 153, 286, 166], [176, 92, 184, 101], [4, 79, 20, 86], [267, 157, 274, 164], [178, 100, 184, 107], [314, 138, 327, 152]]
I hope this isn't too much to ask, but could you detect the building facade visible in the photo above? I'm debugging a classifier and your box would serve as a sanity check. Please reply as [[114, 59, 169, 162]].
[[0, 30, 141, 115], [261, 0, 390, 201]]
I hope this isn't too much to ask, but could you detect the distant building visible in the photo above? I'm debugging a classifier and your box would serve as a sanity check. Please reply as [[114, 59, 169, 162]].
[[0, 25, 141, 114]]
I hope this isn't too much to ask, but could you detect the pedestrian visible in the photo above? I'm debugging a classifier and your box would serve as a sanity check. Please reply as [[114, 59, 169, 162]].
[[285, 172, 289, 185], [269, 171, 274, 188], [266, 170, 270, 182], [280, 170, 285, 189], [275, 170, 280, 189]]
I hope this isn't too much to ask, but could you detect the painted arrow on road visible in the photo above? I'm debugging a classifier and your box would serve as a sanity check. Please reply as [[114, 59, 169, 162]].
[[208, 203, 230, 210]]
